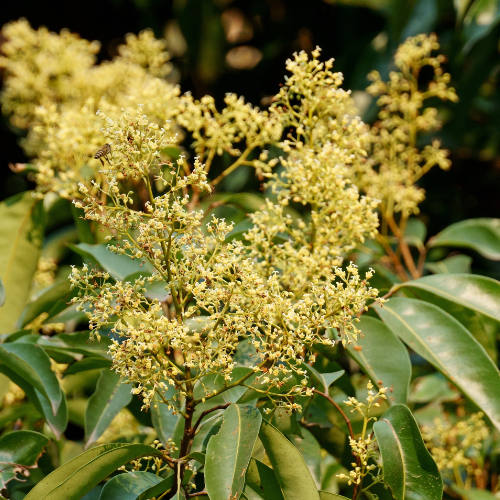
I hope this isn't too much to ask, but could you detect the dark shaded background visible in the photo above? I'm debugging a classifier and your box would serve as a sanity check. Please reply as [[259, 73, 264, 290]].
[[2, 0, 500, 237]]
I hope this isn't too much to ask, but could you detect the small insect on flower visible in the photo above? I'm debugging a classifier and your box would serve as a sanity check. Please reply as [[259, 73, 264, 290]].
[[94, 143, 112, 166]]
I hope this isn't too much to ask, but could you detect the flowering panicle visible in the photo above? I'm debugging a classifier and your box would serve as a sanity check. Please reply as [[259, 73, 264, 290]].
[[355, 33, 458, 216], [337, 381, 387, 487], [422, 412, 489, 485]]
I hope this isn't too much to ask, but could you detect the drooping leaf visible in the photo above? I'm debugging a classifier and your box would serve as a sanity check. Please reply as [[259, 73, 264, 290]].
[[69, 243, 153, 281], [425, 255, 472, 274], [38, 331, 111, 359], [395, 274, 500, 323], [98, 470, 173, 500], [24, 444, 164, 500], [0, 343, 63, 413], [19, 279, 72, 327], [375, 298, 500, 432], [64, 357, 112, 375], [0, 192, 44, 333], [85, 369, 133, 447], [259, 420, 320, 500], [245, 458, 284, 500], [463, 0, 500, 53], [205, 404, 262, 500], [0, 364, 68, 438], [347, 316, 411, 405], [373, 404, 442, 500], [429, 218, 500, 260]]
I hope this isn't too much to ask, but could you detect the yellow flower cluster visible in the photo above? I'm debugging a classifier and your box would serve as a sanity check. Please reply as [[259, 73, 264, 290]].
[[337, 381, 387, 486], [67, 111, 381, 412], [0, 20, 179, 200], [355, 33, 458, 216], [422, 412, 488, 483]]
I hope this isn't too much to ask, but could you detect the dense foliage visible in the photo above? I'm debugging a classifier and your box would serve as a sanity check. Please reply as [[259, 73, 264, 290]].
[[0, 10, 500, 500]]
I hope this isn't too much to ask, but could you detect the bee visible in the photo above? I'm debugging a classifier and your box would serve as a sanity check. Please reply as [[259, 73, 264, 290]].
[[94, 143, 112, 166]]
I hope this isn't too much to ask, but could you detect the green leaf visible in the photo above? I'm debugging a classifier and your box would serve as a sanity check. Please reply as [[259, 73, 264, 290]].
[[0, 430, 49, 489], [205, 404, 262, 500], [85, 369, 133, 447], [0, 278, 5, 308], [151, 392, 182, 458], [245, 458, 284, 500], [375, 298, 500, 432], [395, 274, 500, 323], [318, 493, 350, 500], [259, 420, 320, 500], [98, 470, 174, 500], [69, 243, 153, 281], [65, 357, 111, 375], [0, 192, 44, 333], [288, 429, 321, 487], [302, 364, 344, 393], [71, 204, 94, 244], [19, 279, 72, 327], [24, 443, 164, 500], [425, 255, 472, 274], [0, 343, 62, 413], [463, 0, 500, 53], [38, 331, 111, 359], [404, 217, 427, 249], [0, 430, 49, 465], [373, 404, 442, 500], [429, 218, 500, 260], [347, 316, 411, 405], [0, 365, 67, 438]]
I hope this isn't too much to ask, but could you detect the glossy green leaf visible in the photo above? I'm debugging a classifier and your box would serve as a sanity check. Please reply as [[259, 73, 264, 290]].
[[85, 369, 132, 447], [0, 430, 49, 465], [24, 443, 164, 500], [205, 404, 262, 500], [302, 364, 344, 393], [38, 332, 111, 359], [318, 493, 350, 500], [19, 279, 72, 327], [71, 204, 94, 244], [98, 470, 174, 500], [404, 217, 427, 249], [0, 364, 67, 438], [375, 298, 500, 432], [289, 429, 321, 487], [373, 405, 442, 500], [69, 243, 153, 281], [64, 357, 111, 375], [0, 430, 49, 488], [347, 316, 411, 405], [0, 278, 5, 308], [151, 390, 183, 458], [259, 420, 320, 500], [463, 0, 500, 53], [425, 255, 472, 274], [245, 458, 284, 500], [395, 273, 500, 322], [0, 192, 44, 333], [0, 343, 62, 413], [429, 218, 500, 260]]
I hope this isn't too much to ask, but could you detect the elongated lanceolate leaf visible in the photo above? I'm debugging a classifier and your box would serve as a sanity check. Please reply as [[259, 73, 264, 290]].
[[395, 274, 500, 322], [318, 493, 350, 500], [347, 316, 411, 405], [205, 404, 262, 500], [0, 365, 68, 439], [24, 444, 164, 500], [302, 364, 344, 393], [429, 218, 500, 260], [0, 343, 62, 413], [373, 405, 442, 500], [375, 298, 500, 432], [98, 470, 174, 500], [259, 420, 320, 500], [70, 243, 153, 281], [85, 369, 132, 447], [244, 458, 284, 500], [0, 192, 43, 333]]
